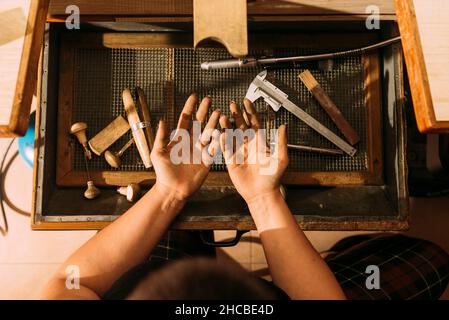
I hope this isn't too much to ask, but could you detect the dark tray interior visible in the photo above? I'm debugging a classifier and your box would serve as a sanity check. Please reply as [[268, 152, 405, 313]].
[[33, 22, 408, 230]]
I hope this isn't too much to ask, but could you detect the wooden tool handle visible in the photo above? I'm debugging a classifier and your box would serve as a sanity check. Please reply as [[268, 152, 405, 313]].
[[70, 122, 92, 159], [299, 70, 360, 146], [136, 87, 155, 150], [122, 88, 152, 168]]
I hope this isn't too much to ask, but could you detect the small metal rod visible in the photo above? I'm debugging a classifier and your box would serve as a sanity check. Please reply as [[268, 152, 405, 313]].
[[117, 138, 134, 157], [271, 142, 344, 156], [287, 144, 344, 155], [84, 155, 91, 181]]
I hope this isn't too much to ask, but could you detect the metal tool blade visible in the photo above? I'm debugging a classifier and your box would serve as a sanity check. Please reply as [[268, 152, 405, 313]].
[[246, 71, 357, 157]]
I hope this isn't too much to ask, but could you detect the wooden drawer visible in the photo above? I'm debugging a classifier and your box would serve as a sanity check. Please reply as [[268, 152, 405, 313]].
[[31, 19, 408, 231], [1, 0, 418, 231]]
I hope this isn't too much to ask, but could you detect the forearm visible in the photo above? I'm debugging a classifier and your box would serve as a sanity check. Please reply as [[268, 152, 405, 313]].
[[42, 183, 185, 298], [248, 191, 345, 300]]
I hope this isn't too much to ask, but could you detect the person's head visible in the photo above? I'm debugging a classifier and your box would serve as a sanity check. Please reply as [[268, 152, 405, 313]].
[[127, 257, 285, 299]]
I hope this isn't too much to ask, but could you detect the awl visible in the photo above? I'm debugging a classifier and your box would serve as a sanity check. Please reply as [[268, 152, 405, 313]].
[[245, 70, 357, 156]]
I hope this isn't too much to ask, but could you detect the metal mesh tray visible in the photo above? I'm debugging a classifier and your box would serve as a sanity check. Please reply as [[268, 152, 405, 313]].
[[57, 33, 382, 187], [72, 48, 367, 170]]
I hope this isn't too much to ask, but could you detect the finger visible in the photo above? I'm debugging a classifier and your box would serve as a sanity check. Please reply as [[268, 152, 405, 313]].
[[153, 120, 168, 150], [196, 96, 212, 124], [230, 101, 247, 130], [219, 114, 232, 130], [243, 99, 260, 129], [276, 124, 288, 160], [242, 109, 250, 127], [219, 131, 234, 164], [200, 109, 221, 145], [177, 93, 198, 130], [202, 129, 220, 166], [208, 129, 221, 157]]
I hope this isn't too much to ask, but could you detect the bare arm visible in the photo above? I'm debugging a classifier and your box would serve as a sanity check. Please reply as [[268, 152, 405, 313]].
[[248, 191, 345, 300], [41, 95, 220, 299], [220, 99, 345, 300]]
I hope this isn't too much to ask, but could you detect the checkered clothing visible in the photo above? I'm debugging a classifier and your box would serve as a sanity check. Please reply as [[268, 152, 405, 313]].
[[148, 231, 216, 262], [142, 233, 449, 300], [147, 232, 193, 262], [325, 234, 449, 300]]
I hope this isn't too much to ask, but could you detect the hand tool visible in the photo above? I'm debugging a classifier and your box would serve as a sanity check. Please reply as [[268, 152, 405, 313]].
[[70, 122, 92, 159], [201, 36, 401, 70], [104, 137, 134, 168], [122, 88, 152, 168], [270, 142, 344, 156], [117, 183, 141, 202], [136, 87, 155, 151], [88, 116, 130, 156], [84, 181, 101, 200], [245, 70, 357, 156], [299, 70, 360, 146], [82, 150, 100, 199]]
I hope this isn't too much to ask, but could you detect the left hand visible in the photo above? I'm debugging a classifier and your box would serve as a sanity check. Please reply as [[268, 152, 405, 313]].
[[150, 94, 221, 201]]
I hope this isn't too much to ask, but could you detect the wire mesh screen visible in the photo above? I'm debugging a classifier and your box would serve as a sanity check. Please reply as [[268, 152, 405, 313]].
[[72, 46, 368, 173]]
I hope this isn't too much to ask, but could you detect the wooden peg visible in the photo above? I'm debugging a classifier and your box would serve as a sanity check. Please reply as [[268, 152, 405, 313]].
[[84, 181, 100, 199], [70, 122, 92, 159], [117, 183, 141, 202], [104, 138, 134, 168], [122, 88, 152, 168]]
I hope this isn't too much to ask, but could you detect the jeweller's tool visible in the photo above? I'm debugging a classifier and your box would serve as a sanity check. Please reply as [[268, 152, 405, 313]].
[[84, 181, 100, 200], [117, 183, 141, 202], [299, 70, 360, 146], [122, 88, 152, 168], [136, 87, 155, 151], [271, 142, 344, 156], [70, 122, 92, 159], [246, 70, 356, 156], [82, 141, 100, 199], [201, 36, 401, 70], [88, 116, 130, 156], [104, 137, 134, 168]]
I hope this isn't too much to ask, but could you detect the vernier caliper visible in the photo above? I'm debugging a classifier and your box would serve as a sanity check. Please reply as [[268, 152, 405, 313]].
[[245, 70, 357, 156]]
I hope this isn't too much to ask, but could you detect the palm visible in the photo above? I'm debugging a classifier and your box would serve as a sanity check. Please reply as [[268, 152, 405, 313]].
[[218, 99, 288, 203], [226, 131, 286, 202], [151, 148, 209, 199], [150, 94, 220, 201]]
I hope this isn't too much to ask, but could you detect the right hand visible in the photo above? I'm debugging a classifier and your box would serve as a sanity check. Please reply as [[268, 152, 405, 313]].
[[219, 99, 289, 204]]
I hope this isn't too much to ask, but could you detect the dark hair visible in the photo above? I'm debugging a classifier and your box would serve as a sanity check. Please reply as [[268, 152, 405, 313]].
[[127, 257, 284, 300]]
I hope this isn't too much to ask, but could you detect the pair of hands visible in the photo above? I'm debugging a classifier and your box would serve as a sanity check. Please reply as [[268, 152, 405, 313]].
[[150, 94, 288, 205]]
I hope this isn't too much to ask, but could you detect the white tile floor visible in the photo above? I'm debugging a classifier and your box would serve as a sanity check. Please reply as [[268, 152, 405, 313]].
[[0, 139, 96, 299], [1, 138, 449, 299]]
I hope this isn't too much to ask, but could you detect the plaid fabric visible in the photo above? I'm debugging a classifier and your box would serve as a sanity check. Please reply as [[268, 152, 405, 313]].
[[147, 232, 449, 300], [325, 234, 449, 300], [148, 231, 215, 262]]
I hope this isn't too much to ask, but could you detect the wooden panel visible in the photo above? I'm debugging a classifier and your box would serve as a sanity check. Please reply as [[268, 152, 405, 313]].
[[193, 0, 248, 58], [31, 218, 409, 231], [48, 0, 395, 17], [395, 0, 449, 132], [55, 32, 383, 188], [0, 0, 49, 137]]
